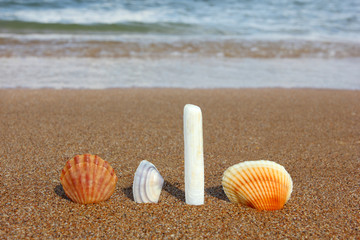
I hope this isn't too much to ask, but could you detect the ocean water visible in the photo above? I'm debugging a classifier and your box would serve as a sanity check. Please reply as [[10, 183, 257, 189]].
[[0, 0, 359, 89]]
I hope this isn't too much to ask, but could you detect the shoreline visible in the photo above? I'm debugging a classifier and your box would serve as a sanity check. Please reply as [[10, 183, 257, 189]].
[[0, 88, 359, 238], [1, 36, 359, 58], [1, 57, 360, 89]]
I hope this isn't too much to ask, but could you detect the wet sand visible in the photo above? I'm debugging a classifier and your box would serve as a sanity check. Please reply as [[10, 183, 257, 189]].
[[1, 37, 360, 58], [0, 88, 359, 239]]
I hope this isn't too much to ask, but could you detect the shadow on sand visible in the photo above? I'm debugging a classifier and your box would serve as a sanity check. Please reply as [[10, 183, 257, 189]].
[[163, 180, 185, 202], [122, 186, 134, 201], [205, 185, 229, 201], [54, 184, 71, 202], [122, 180, 185, 202], [55, 183, 228, 203]]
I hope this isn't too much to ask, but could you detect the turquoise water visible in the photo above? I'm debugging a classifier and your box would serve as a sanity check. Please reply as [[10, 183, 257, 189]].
[[0, 0, 359, 89], [1, 0, 360, 58], [1, 0, 359, 39]]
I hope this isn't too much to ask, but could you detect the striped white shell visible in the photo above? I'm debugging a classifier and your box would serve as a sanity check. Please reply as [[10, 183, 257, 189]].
[[60, 154, 118, 204], [133, 160, 164, 203], [222, 160, 293, 210]]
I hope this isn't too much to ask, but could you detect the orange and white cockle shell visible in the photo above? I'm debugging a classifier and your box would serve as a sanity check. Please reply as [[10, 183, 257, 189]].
[[60, 154, 118, 204], [222, 160, 293, 210]]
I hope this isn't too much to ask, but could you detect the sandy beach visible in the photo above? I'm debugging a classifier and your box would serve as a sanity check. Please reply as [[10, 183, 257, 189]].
[[0, 88, 359, 239]]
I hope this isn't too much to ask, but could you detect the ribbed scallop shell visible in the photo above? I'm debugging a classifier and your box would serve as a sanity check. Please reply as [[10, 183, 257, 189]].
[[222, 160, 293, 210], [60, 154, 118, 204], [133, 160, 164, 203]]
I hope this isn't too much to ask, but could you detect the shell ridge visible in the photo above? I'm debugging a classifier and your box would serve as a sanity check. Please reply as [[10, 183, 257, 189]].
[[133, 160, 164, 203], [92, 157, 104, 202], [252, 166, 269, 210], [134, 161, 147, 202], [91, 164, 102, 203], [76, 155, 87, 204], [70, 163, 83, 203], [93, 155, 109, 203], [93, 157, 106, 202], [60, 154, 117, 204], [101, 158, 118, 203], [132, 173, 140, 203], [222, 169, 242, 203], [221, 160, 293, 210], [252, 166, 270, 210], [238, 166, 262, 206], [94, 165, 108, 203], [230, 163, 257, 207], [283, 169, 289, 205], [271, 168, 282, 208], [277, 167, 285, 209], [82, 162, 91, 203], [89, 156, 97, 203], [286, 174, 293, 202], [148, 168, 159, 201], [63, 172, 78, 202], [76, 157, 87, 204], [230, 172, 251, 205], [279, 167, 288, 208], [225, 177, 248, 204], [241, 168, 262, 208], [258, 167, 274, 210], [133, 161, 147, 203], [266, 168, 277, 210], [281, 167, 291, 204], [223, 167, 251, 205], [145, 168, 156, 201], [147, 168, 164, 202], [74, 155, 80, 164], [272, 168, 283, 209], [249, 167, 269, 209], [262, 166, 279, 210], [98, 166, 116, 202], [84, 162, 91, 202], [140, 164, 151, 202], [140, 161, 150, 202], [68, 165, 81, 203], [274, 167, 284, 209], [67, 167, 81, 203], [81, 159, 91, 203], [232, 168, 255, 205], [149, 166, 164, 203], [285, 168, 292, 201], [261, 167, 276, 210]]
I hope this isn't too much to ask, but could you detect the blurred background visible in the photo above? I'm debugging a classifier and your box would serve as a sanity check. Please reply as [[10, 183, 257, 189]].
[[0, 0, 359, 89]]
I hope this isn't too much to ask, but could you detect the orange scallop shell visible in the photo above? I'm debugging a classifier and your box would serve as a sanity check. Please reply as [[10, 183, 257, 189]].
[[60, 154, 118, 204], [222, 160, 293, 210]]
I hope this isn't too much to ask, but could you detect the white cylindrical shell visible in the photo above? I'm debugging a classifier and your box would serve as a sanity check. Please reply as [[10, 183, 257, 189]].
[[133, 160, 164, 203], [184, 104, 204, 205]]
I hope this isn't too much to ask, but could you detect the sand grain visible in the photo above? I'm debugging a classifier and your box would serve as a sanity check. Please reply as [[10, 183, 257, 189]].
[[0, 89, 359, 239]]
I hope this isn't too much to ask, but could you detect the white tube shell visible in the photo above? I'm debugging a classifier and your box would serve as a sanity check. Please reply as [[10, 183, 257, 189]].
[[184, 104, 204, 205]]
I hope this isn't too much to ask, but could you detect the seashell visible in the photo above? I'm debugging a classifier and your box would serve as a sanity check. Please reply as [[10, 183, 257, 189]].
[[133, 160, 164, 203], [222, 160, 293, 210], [60, 154, 118, 204], [184, 104, 204, 205]]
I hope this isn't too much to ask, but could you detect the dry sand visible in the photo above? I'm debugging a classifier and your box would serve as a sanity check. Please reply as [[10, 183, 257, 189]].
[[0, 88, 359, 239]]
